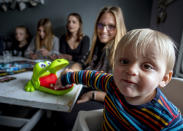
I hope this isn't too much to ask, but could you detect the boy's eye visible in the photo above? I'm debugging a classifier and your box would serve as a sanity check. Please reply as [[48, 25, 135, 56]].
[[143, 64, 153, 70], [120, 59, 129, 65]]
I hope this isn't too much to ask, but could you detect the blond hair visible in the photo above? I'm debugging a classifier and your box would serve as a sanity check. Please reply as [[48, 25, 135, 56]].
[[85, 6, 126, 67], [114, 28, 176, 72], [36, 18, 54, 51]]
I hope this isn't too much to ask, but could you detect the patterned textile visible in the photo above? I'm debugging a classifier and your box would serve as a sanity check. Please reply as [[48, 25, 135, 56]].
[[61, 70, 183, 130]]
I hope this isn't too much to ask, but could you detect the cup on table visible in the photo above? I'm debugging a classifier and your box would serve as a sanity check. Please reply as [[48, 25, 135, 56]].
[[3, 50, 12, 63]]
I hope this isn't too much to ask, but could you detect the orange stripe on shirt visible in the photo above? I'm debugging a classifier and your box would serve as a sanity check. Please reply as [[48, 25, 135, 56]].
[[134, 109, 163, 128], [142, 108, 168, 126]]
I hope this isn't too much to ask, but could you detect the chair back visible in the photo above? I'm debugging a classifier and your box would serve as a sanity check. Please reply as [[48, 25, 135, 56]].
[[161, 77, 183, 113]]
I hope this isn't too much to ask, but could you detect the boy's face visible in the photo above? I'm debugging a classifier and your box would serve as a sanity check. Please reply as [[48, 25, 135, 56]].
[[113, 44, 172, 104]]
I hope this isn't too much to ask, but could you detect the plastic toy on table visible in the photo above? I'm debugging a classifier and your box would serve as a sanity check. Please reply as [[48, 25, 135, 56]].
[[25, 59, 73, 95]]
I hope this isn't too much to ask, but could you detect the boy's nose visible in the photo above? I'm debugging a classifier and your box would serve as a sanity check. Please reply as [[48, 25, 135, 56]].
[[126, 64, 139, 76]]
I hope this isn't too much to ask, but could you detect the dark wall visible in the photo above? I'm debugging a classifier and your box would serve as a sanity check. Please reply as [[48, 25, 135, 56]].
[[0, 0, 120, 39], [119, 0, 153, 30], [150, 0, 183, 48], [0, 0, 152, 41]]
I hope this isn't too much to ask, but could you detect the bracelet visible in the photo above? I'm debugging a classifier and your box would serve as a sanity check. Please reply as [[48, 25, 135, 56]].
[[91, 91, 95, 100]]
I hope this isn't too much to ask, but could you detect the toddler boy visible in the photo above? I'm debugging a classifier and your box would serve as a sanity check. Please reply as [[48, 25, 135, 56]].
[[55, 28, 183, 130]]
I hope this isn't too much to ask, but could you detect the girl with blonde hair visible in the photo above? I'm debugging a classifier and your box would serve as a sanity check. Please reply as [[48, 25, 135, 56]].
[[77, 6, 127, 103], [85, 6, 126, 70]]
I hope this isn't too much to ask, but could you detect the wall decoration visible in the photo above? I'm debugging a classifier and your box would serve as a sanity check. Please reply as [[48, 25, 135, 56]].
[[175, 30, 183, 78], [0, 0, 45, 12], [157, 0, 176, 24]]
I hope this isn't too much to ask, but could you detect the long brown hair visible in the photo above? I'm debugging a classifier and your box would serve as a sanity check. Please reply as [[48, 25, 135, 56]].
[[36, 18, 54, 51], [66, 13, 83, 42], [85, 6, 126, 67]]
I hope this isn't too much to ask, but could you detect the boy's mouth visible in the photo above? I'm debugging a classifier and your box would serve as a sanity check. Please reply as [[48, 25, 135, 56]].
[[123, 79, 136, 85]]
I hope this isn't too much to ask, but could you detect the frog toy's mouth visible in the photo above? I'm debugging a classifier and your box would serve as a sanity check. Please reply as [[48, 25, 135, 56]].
[[39, 74, 72, 90]]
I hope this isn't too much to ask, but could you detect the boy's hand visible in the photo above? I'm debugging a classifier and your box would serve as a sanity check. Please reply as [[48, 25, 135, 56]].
[[54, 76, 62, 89], [62, 68, 74, 75], [54, 77, 73, 89], [54, 68, 74, 89]]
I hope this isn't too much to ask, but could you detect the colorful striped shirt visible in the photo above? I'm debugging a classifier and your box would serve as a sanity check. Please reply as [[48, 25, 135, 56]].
[[61, 70, 183, 130]]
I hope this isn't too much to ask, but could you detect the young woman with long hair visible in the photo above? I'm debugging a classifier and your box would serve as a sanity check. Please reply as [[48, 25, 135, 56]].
[[25, 18, 59, 59]]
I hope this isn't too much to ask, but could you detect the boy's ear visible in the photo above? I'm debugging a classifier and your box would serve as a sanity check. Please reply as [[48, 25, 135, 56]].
[[159, 71, 173, 88]]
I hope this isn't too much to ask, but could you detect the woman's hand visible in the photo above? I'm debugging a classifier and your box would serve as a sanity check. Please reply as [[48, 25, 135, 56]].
[[77, 91, 106, 104], [30, 53, 37, 59], [40, 48, 49, 56], [50, 54, 58, 60], [77, 91, 94, 104]]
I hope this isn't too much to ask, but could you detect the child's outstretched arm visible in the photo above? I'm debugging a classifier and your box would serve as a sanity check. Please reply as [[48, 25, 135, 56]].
[[57, 70, 113, 91]]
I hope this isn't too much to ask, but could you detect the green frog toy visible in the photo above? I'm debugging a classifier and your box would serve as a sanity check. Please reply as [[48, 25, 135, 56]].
[[25, 59, 73, 95]]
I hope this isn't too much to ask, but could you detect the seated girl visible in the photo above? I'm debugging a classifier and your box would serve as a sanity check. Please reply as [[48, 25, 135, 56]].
[[12, 25, 32, 57], [25, 18, 59, 59]]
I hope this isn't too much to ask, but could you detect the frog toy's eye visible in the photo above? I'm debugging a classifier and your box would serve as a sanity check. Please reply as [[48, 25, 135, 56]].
[[46, 61, 51, 65], [39, 63, 46, 68]]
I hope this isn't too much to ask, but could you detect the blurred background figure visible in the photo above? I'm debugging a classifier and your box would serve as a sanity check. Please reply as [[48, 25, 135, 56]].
[[53, 13, 90, 68], [25, 18, 59, 59], [12, 25, 32, 57], [0, 35, 3, 55]]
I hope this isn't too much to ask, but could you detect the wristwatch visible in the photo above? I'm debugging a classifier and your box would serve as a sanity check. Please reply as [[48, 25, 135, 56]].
[[91, 91, 95, 100]]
